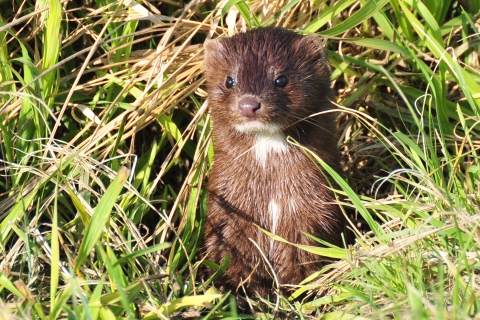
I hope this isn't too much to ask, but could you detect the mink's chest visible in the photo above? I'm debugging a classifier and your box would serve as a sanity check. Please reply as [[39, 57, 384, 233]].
[[209, 136, 328, 235]]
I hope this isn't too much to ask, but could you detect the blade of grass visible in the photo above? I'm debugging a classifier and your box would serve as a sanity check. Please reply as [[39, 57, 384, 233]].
[[319, 0, 389, 37], [75, 166, 130, 270]]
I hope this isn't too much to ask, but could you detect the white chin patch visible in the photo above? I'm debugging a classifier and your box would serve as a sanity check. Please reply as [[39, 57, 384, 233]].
[[234, 121, 282, 135], [235, 122, 288, 167]]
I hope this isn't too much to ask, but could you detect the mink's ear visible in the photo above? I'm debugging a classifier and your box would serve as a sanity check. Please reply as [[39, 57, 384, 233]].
[[299, 35, 326, 55], [204, 39, 225, 72], [299, 35, 330, 69], [204, 39, 224, 56], [299, 35, 325, 50]]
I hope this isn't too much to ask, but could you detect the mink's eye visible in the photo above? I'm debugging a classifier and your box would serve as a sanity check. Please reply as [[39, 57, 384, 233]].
[[275, 75, 288, 88], [225, 76, 235, 89]]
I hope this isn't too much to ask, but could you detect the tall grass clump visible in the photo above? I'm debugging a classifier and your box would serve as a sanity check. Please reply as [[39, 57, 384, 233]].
[[0, 0, 479, 318]]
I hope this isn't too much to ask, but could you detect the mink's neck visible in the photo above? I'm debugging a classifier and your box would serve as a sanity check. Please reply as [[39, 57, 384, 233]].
[[213, 117, 340, 172]]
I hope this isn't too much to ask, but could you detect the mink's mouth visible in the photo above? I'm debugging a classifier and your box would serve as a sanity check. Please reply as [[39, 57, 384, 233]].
[[234, 120, 283, 135]]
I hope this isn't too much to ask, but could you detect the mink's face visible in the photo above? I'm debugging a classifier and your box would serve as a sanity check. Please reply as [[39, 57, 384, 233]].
[[204, 28, 332, 136]]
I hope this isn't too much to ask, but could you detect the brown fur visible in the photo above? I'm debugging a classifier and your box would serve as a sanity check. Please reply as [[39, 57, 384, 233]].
[[201, 27, 345, 299]]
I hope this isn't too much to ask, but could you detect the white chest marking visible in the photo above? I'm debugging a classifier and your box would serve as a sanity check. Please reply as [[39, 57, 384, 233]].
[[269, 200, 280, 234], [234, 123, 288, 167], [268, 200, 280, 256], [254, 133, 288, 167]]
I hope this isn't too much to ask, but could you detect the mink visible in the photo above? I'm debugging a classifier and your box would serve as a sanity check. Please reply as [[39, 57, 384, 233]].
[[201, 27, 345, 299]]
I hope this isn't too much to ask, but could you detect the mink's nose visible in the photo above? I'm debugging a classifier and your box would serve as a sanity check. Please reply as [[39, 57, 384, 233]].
[[238, 98, 261, 117]]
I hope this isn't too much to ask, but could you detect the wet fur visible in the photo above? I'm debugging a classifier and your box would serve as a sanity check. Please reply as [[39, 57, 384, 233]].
[[201, 27, 345, 299]]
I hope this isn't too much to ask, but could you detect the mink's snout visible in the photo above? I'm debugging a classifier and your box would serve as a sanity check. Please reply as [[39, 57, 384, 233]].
[[238, 97, 261, 117]]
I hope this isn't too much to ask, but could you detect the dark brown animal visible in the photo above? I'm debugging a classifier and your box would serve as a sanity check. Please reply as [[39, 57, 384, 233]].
[[201, 27, 345, 299]]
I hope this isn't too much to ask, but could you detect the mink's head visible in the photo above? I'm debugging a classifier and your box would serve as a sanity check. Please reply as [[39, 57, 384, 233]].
[[204, 27, 334, 136]]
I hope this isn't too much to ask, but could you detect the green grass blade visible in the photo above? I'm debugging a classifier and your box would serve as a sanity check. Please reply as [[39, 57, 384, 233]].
[[158, 294, 223, 315], [113, 242, 171, 266], [260, 227, 346, 259], [0, 187, 38, 244], [319, 0, 389, 37], [0, 273, 26, 299], [41, 0, 61, 106], [75, 166, 130, 270], [305, 0, 357, 32], [50, 179, 60, 315]]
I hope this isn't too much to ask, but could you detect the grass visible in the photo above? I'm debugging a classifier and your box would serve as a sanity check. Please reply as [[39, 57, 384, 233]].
[[0, 0, 479, 318]]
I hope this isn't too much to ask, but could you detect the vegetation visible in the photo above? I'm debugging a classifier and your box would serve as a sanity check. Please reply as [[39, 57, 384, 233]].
[[0, 0, 479, 318]]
